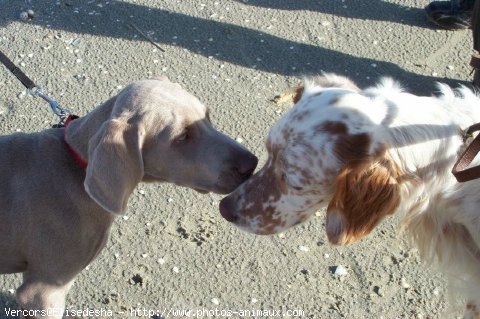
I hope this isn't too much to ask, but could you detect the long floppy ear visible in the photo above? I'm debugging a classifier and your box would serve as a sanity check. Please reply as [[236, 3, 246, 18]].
[[326, 155, 401, 245], [84, 119, 144, 215]]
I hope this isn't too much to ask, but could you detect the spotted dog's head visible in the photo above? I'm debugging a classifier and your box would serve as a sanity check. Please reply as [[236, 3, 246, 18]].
[[220, 74, 404, 245]]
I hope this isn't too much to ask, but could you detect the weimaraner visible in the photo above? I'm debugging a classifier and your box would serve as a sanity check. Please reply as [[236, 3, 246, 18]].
[[0, 77, 258, 318]]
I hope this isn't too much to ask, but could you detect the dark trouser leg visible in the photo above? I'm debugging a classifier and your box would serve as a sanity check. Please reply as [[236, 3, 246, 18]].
[[472, 0, 480, 50], [471, 0, 480, 87]]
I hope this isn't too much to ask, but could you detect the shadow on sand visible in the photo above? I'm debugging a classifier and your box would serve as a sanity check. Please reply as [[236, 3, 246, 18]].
[[1, 0, 471, 94]]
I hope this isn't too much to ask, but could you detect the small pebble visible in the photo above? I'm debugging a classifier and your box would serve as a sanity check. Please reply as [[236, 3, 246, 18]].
[[167, 198, 173, 203], [157, 258, 165, 265], [236, 137, 244, 143], [315, 211, 322, 217], [251, 298, 258, 304], [447, 65, 454, 70], [122, 216, 129, 221], [141, 253, 148, 258], [324, 253, 330, 259], [27, 9, 35, 18], [138, 189, 145, 195], [211, 298, 220, 305], [19, 12, 29, 21], [17, 91, 27, 99], [172, 266, 179, 273], [374, 285, 383, 296], [7, 289, 14, 294], [70, 37, 81, 46], [321, 21, 330, 26], [400, 278, 410, 289], [334, 265, 348, 276], [278, 233, 285, 239], [299, 245, 309, 252]]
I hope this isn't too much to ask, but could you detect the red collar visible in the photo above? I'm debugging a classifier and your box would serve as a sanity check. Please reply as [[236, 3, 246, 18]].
[[64, 115, 88, 169]]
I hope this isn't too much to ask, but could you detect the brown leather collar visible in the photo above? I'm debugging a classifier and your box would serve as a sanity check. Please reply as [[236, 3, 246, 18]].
[[452, 123, 480, 182]]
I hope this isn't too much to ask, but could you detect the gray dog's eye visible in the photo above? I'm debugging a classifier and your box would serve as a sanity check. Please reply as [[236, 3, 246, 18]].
[[177, 129, 189, 141]]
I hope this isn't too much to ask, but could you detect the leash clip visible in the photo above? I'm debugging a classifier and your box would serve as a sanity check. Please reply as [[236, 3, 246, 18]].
[[28, 86, 71, 127]]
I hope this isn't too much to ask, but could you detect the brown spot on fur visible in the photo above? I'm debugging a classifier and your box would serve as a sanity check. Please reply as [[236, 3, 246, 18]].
[[329, 97, 341, 105], [314, 121, 349, 135], [334, 133, 371, 164], [311, 92, 323, 98], [282, 127, 294, 141], [291, 110, 311, 123]]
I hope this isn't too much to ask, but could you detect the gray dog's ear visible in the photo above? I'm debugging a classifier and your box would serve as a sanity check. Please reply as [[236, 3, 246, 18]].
[[84, 119, 144, 215]]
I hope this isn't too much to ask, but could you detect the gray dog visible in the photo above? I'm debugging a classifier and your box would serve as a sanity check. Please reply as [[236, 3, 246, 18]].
[[0, 77, 257, 318]]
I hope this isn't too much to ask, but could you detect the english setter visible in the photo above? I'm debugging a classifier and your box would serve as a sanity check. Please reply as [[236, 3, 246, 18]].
[[220, 74, 480, 318]]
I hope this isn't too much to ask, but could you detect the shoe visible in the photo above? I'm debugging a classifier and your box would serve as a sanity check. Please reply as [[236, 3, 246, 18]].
[[425, 1, 472, 30]]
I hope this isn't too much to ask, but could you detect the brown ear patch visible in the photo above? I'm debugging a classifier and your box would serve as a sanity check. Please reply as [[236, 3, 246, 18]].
[[326, 153, 402, 245], [271, 86, 305, 105]]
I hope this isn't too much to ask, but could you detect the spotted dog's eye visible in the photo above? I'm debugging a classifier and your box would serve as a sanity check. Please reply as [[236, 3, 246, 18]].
[[282, 173, 303, 191]]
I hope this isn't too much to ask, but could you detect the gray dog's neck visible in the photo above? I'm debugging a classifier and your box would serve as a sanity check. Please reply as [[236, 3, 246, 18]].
[[64, 96, 117, 161]]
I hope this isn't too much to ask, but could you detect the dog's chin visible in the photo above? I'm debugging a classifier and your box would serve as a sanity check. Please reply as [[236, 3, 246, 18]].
[[235, 223, 280, 235], [192, 183, 232, 194]]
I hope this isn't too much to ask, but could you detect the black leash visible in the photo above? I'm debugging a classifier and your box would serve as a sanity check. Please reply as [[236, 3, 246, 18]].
[[0, 50, 36, 90], [0, 49, 70, 127]]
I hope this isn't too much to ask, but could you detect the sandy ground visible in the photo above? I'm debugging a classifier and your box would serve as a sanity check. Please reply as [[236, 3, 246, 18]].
[[0, 0, 476, 318]]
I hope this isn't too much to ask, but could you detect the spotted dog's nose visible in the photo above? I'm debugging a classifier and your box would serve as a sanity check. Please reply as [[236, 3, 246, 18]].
[[219, 195, 238, 223]]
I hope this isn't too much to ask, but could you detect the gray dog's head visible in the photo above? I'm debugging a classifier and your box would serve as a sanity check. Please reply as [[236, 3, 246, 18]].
[[66, 77, 258, 215]]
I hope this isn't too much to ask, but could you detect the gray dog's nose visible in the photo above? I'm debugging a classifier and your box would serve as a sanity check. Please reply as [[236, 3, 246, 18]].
[[236, 153, 258, 176], [219, 195, 238, 223]]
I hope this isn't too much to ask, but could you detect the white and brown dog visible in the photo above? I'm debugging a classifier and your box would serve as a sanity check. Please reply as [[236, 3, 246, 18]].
[[220, 74, 480, 318]]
